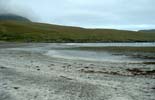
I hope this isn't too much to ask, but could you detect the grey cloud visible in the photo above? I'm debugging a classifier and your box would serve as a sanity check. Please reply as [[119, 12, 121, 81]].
[[0, 0, 38, 21], [41, 0, 155, 30], [0, 0, 155, 30]]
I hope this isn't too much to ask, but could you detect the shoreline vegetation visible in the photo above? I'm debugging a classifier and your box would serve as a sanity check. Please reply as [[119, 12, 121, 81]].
[[0, 21, 155, 42]]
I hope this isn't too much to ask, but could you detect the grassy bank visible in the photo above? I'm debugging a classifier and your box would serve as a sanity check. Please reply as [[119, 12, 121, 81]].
[[0, 21, 155, 42]]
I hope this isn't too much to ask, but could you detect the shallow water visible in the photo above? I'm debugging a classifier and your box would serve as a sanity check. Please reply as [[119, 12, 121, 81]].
[[64, 42, 155, 47], [44, 43, 155, 63]]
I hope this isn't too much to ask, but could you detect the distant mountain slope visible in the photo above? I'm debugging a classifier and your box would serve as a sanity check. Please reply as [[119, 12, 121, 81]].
[[0, 14, 31, 22], [138, 29, 155, 33], [0, 21, 155, 42]]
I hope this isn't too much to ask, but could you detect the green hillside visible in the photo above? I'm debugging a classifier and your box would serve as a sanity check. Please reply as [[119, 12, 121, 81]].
[[0, 21, 155, 42]]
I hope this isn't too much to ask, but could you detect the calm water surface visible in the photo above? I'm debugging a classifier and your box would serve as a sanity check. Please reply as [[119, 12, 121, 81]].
[[45, 42, 155, 63]]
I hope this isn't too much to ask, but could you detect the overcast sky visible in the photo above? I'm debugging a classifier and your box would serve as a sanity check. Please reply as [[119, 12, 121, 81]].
[[0, 0, 155, 30]]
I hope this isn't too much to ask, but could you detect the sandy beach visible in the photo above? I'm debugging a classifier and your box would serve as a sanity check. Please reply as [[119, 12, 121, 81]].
[[0, 43, 155, 100]]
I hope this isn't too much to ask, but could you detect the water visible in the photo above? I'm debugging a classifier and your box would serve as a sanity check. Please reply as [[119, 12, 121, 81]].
[[64, 42, 155, 47], [45, 42, 155, 63], [46, 50, 130, 62]]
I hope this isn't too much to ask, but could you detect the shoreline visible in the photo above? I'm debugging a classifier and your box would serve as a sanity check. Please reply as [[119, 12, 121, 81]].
[[0, 43, 155, 100]]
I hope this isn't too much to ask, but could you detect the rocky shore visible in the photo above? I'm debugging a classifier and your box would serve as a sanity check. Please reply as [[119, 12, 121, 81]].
[[0, 43, 155, 100]]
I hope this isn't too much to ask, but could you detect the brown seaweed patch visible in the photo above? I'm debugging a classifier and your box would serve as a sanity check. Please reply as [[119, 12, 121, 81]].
[[127, 68, 155, 75], [143, 62, 155, 64], [79, 69, 122, 76]]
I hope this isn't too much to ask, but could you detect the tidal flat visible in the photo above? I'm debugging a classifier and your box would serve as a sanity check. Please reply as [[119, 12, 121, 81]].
[[0, 43, 155, 100]]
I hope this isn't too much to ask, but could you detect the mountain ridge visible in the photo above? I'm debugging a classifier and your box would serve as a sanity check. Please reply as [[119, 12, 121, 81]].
[[138, 29, 155, 33], [0, 14, 31, 22]]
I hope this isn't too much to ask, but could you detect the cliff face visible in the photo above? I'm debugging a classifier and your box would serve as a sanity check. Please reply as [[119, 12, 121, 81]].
[[0, 14, 31, 22]]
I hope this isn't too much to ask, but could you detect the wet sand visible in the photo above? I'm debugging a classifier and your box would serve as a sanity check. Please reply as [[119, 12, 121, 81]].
[[0, 43, 155, 100]]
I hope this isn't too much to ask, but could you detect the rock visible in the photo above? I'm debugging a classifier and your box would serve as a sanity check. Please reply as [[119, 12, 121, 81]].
[[0, 66, 7, 69], [51, 64, 55, 66], [13, 87, 19, 90], [36, 66, 39, 68]]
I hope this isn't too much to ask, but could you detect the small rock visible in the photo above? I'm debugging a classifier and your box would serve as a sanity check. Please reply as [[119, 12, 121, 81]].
[[60, 76, 72, 80], [152, 87, 155, 90], [36, 66, 39, 68], [51, 64, 55, 66], [13, 87, 19, 90], [84, 67, 89, 69], [67, 65, 71, 67], [0, 66, 6, 69], [62, 66, 66, 68]]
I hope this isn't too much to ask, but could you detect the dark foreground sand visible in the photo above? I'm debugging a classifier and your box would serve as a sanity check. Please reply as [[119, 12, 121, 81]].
[[0, 43, 155, 100]]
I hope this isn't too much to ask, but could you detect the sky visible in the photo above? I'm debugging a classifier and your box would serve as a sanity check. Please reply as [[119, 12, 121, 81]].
[[0, 0, 155, 30]]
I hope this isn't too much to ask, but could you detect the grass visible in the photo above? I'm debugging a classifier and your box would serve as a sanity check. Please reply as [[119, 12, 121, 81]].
[[0, 20, 155, 42]]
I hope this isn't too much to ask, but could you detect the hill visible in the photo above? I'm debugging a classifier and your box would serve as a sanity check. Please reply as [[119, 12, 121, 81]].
[[0, 21, 155, 42], [0, 14, 31, 22], [138, 29, 155, 33]]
